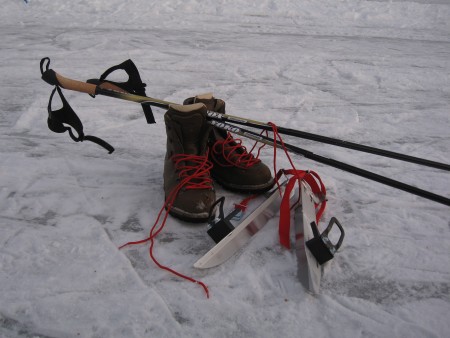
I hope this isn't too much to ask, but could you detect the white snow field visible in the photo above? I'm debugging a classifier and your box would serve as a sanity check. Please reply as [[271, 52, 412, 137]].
[[1, 0, 449, 337]]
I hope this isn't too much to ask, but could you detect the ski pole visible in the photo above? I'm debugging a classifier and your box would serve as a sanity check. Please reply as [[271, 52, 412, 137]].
[[41, 62, 450, 171], [205, 112, 450, 171], [209, 120, 450, 207]]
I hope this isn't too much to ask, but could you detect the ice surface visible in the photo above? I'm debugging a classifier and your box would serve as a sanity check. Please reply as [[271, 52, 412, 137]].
[[1, 0, 449, 337]]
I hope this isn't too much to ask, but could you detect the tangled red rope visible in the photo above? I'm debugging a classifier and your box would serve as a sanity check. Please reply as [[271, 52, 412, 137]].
[[119, 153, 213, 298]]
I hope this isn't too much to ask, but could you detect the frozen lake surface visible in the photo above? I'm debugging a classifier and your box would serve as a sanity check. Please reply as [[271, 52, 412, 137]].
[[1, 1, 449, 337]]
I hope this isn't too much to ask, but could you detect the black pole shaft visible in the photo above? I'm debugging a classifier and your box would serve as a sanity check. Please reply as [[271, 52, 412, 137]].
[[207, 113, 450, 172], [95, 85, 450, 172], [290, 145, 450, 206], [209, 121, 450, 207]]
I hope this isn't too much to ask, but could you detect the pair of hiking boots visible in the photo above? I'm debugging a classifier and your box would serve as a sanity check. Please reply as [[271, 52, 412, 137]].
[[164, 94, 274, 222], [78, 59, 273, 222]]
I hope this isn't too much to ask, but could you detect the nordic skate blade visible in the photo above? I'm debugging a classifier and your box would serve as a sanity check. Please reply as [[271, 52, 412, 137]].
[[300, 182, 323, 294], [194, 185, 287, 269]]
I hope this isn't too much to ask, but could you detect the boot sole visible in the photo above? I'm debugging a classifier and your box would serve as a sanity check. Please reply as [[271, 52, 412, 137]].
[[212, 175, 275, 194], [165, 204, 210, 223]]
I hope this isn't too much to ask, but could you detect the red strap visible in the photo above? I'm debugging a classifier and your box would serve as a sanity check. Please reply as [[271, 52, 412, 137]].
[[278, 170, 327, 249]]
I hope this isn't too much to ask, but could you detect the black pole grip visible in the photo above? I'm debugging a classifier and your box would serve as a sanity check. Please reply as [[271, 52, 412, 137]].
[[40, 57, 59, 87], [42, 69, 60, 87]]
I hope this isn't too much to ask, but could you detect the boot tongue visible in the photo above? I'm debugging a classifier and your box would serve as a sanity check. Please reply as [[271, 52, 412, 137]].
[[181, 113, 204, 155], [193, 93, 226, 114], [169, 103, 208, 155], [193, 93, 216, 111]]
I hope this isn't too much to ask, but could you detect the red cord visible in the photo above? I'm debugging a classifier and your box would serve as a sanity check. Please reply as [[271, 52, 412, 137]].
[[210, 132, 261, 169], [120, 153, 213, 299], [267, 122, 299, 190]]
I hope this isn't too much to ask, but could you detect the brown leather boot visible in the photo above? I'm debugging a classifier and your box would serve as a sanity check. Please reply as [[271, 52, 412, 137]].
[[183, 94, 274, 193], [163, 103, 215, 222]]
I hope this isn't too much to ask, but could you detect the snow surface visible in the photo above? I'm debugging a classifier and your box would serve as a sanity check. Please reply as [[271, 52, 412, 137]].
[[1, 0, 450, 337]]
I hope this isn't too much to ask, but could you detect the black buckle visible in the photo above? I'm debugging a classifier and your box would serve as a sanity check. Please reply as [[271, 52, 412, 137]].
[[306, 217, 345, 265], [207, 197, 239, 244]]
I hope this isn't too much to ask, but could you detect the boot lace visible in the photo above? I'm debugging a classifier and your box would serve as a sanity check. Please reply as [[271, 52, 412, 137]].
[[210, 132, 264, 169], [172, 153, 213, 189]]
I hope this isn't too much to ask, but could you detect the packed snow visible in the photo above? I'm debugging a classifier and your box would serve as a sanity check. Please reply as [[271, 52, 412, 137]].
[[1, 0, 449, 337]]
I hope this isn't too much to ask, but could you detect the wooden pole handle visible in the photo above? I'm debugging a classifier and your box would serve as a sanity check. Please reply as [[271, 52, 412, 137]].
[[42, 69, 97, 96]]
